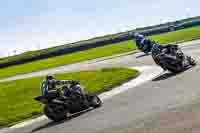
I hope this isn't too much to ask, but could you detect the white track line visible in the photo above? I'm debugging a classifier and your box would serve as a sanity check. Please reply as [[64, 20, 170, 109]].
[[99, 66, 163, 100], [0, 65, 163, 133]]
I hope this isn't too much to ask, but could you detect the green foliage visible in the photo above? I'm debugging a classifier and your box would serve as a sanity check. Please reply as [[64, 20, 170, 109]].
[[0, 68, 138, 126], [0, 32, 126, 65]]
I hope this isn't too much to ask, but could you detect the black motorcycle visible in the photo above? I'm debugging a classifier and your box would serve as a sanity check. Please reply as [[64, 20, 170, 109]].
[[34, 86, 102, 122], [151, 44, 196, 73]]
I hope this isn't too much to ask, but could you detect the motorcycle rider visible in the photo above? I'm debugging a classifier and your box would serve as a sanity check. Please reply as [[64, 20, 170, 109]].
[[133, 33, 177, 54], [40, 75, 86, 99], [133, 33, 184, 70], [134, 33, 153, 54]]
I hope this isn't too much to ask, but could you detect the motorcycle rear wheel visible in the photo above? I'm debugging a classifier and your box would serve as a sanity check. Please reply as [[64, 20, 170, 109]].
[[44, 104, 68, 122], [167, 67, 182, 73]]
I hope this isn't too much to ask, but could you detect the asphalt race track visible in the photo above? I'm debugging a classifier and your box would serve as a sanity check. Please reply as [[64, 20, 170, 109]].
[[2, 40, 200, 133]]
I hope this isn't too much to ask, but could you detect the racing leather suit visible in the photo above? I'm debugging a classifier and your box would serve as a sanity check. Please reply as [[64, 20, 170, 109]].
[[40, 79, 85, 98]]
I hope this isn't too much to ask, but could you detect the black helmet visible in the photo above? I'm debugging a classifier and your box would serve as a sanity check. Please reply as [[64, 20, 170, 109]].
[[46, 75, 55, 80], [128, 32, 134, 37], [71, 80, 80, 86], [134, 33, 144, 42]]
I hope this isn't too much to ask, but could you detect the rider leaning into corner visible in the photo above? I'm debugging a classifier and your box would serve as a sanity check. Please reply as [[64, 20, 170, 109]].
[[40, 75, 86, 99], [132, 32, 187, 70], [133, 32, 178, 55], [133, 33, 153, 55]]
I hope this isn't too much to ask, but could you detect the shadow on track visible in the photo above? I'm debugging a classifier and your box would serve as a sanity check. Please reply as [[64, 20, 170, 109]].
[[30, 108, 93, 133], [135, 53, 150, 58], [152, 71, 177, 81], [152, 65, 195, 81]]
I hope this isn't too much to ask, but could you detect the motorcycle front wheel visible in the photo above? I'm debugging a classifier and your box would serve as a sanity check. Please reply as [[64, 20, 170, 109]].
[[89, 95, 102, 108], [187, 56, 196, 66]]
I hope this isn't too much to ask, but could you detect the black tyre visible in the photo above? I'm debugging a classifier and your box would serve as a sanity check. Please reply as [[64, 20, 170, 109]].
[[90, 95, 102, 108], [167, 67, 182, 73], [187, 56, 196, 66], [44, 104, 68, 122], [159, 56, 183, 73]]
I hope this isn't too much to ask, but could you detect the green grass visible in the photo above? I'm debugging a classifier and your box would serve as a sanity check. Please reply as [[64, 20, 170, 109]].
[[0, 26, 200, 79], [150, 26, 200, 43], [0, 41, 136, 79], [0, 68, 139, 126]]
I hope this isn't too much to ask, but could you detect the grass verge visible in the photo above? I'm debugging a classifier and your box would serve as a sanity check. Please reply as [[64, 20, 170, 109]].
[[0, 68, 139, 126], [0, 26, 200, 79], [150, 26, 200, 43], [0, 41, 135, 79]]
